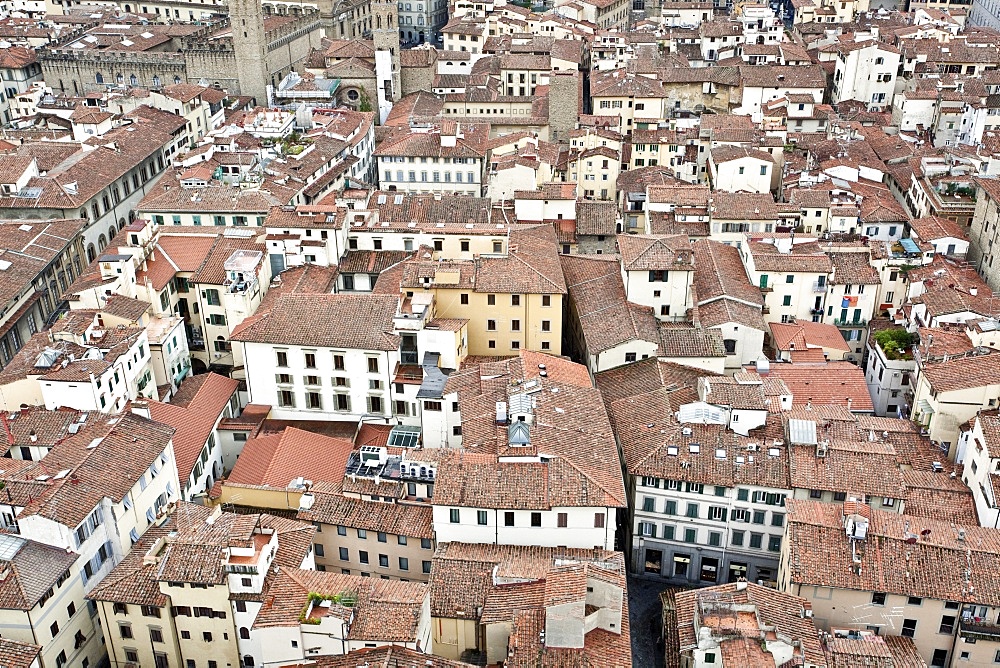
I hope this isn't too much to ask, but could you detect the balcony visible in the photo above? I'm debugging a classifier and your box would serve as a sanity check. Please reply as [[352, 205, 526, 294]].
[[760, 284, 773, 293], [960, 618, 1000, 641], [224, 277, 258, 294], [400, 350, 419, 365], [834, 318, 868, 328]]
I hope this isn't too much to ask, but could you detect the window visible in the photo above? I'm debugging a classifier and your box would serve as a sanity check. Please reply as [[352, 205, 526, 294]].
[[119, 624, 133, 639], [931, 650, 947, 668], [557, 512, 568, 527], [150, 628, 164, 643], [542, 295, 551, 307], [595, 513, 605, 528], [276, 351, 288, 367], [686, 503, 699, 518], [872, 592, 887, 606], [399, 557, 409, 570], [531, 512, 542, 527], [505, 511, 515, 526], [732, 530, 745, 546], [377, 532, 387, 543], [339, 546, 349, 560], [50, 621, 59, 638], [683, 528, 696, 543], [367, 357, 379, 373], [487, 294, 496, 306], [771, 513, 784, 527], [901, 619, 917, 638], [782, 295, 791, 306], [939, 615, 955, 634], [378, 554, 389, 568], [449, 509, 460, 523], [398, 535, 407, 545], [709, 532, 721, 547], [767, 535, 781, 552], [359, 551, 369, 564], [203, 631, 213, 642], [749, 533, 763, 549], [477, 510, 488, 525]]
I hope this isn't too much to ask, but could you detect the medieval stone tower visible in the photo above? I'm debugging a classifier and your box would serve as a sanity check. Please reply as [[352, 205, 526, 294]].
[[371, 0, 401, 104], [229, 0, 270, 105]]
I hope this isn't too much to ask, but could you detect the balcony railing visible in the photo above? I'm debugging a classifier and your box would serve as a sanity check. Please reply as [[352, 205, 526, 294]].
[[960, 619, 1000, 641], [834, 318, 868, 327], [400, 350, 419, 365]]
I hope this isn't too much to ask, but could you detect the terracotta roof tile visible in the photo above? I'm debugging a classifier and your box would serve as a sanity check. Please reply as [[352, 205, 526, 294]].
[[785, 499, 1000, 606], [225, 426, 353, 489]]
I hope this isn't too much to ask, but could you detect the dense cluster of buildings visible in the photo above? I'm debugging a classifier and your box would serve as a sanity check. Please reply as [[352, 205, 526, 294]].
[[2, 0, 1000, 664]]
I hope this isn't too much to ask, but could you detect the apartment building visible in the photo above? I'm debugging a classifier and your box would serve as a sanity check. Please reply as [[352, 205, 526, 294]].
[[301, 479, 436, 580], [613, 388, 792, 587], [691, 239, 767, 371], [429, 543, 629, 663], [253, 569, 430, 665], [824, 251, 881, 358], [89, 503, 315, 668], [864, 323, 917, 418], [0, 108, 184, 261], [143, 372, 242, 499], [0, 535, 97, 668], [389, 225, 566, 357], [957, 411, 1000, 528], [346, 191, 509, 261], [560, 254, 660, 374], [617, 234, 695, 322], [233, 293, 405, 422], [375, 122, 488, 196], [590, 71, 667, 134], [780, 499, 1000, 668], [666, 581, 927, 667], [427, 352, 625, 550], [741, 236, 833, 326], [911, 353, 1000, 458], [0, 218, 88, 373]]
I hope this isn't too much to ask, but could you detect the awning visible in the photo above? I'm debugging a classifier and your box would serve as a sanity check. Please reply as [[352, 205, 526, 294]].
[[916, 399, 934, 415]]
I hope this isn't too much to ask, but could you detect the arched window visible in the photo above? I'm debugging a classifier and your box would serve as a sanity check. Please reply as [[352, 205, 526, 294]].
[[95, 72, 104, 84], [152, 75, 161, 87], [129, 74, 138, 86], [174, 75, 181, 84], [116, 73, 124, 84], [243, 657, 255, 667], [239, 627, 250, 640]]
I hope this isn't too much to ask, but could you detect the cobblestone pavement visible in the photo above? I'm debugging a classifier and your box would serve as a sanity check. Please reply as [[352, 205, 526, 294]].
[[628, 574, 666, 668]]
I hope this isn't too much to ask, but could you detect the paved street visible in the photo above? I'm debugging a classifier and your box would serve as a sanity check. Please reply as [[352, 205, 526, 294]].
[[628, 574, 666, 668]]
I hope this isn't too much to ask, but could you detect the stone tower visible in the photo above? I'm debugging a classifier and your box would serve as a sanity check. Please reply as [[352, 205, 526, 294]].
[[228, 0, 270, 105], [371, 0, 401, 107]]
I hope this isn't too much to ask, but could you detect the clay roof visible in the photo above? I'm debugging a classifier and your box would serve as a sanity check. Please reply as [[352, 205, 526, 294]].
[[920, 353, 1000, 393], [231, 293, 401, 350], [147, 373, 239, 482], [298, 481, 433, 538], [612, 389, 790, 487], [0, 639, 41, 668], [692, 239, 762, 306], [0, 536, 76, 611], [769, 320, 851, 353], [89, 504, 315, 597], [673, 583, 825, 666], [254, 569, 426, 640], [785, 499, 1000, 605], [225, 427, 353, 489], [617, 234, 694, 271], [763, 361, 874, 411], [560, 255, 659, 355]]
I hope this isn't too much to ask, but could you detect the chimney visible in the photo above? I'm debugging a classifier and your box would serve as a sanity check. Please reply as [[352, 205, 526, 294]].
[[131, 400, 151, 419]]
